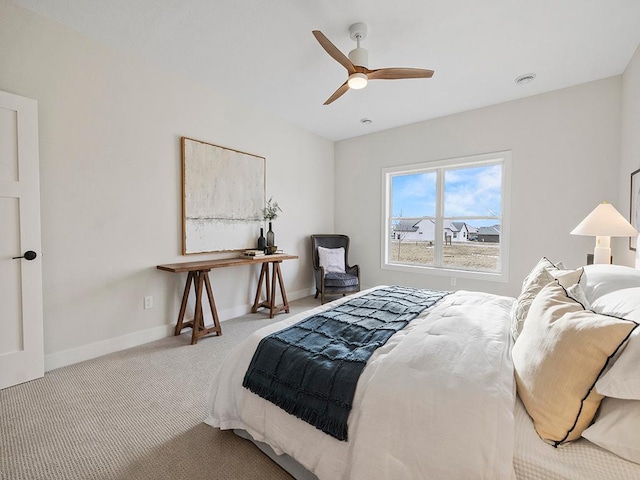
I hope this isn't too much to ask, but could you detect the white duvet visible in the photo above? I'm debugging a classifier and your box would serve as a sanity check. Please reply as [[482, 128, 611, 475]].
[[206, 287, 516, 480]]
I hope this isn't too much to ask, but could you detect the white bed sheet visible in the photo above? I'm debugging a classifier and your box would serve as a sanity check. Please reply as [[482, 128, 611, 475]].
[[206, 287, 516, 480], [513, 396, 640, 480]]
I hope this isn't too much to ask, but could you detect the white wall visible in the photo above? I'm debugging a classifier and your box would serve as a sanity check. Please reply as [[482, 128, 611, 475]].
[[0, 2, 334, 368], [617, 44, 640, 266], [335, 77, 623, 297], [2, 0, 636, 368]]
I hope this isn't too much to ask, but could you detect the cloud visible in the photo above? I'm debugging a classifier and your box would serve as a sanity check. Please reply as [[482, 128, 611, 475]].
[[445, 165, 501, 216], [392, 172, 436, 216], [391, 164, 502, 219]]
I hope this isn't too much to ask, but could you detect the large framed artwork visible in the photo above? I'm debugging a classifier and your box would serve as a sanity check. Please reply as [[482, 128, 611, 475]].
[[182, 137, 265, 254], [631, 167, 640, 251]]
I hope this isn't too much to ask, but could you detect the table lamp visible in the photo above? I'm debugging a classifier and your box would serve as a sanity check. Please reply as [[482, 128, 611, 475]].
[[570, 202, 638, 264]]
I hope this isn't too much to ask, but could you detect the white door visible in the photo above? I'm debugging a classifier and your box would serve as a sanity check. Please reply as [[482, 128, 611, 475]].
[[0, 90, 44, 389]]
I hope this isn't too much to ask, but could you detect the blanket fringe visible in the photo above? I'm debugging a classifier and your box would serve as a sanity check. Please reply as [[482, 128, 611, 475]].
[[243, 378, 349, 441]]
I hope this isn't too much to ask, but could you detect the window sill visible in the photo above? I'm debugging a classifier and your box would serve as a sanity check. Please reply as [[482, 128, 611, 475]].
[[382, 261, 508, 283]]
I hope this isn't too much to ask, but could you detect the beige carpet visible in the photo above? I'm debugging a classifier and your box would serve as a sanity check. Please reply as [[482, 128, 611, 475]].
[[0, 296, 320, 480]]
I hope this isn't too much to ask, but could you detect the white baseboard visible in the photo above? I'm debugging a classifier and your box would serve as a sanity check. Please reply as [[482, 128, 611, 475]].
[[44, 286, 316, 372], [44, 323, 175, 372]]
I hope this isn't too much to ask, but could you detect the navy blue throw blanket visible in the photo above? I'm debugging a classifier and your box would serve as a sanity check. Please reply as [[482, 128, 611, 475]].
[[242, 286, 449, 441]]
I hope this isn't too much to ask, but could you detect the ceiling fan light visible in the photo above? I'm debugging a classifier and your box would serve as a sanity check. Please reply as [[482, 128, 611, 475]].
[[348, 73, 368, 90]]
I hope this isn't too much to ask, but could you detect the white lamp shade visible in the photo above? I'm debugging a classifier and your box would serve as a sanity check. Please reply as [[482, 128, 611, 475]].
[[570, 203, 638, 237]]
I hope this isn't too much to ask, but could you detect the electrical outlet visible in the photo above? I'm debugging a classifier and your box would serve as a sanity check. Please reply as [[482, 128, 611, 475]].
[[450, 277, 456, 287], [144, 296, 153, 309]]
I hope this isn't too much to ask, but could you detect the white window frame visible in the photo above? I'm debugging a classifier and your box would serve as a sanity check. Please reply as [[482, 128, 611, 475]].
[[381, 151, 511, 282]]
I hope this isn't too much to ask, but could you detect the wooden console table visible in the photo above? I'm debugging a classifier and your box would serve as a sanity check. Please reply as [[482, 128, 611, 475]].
[[157, 254, 298, 345]]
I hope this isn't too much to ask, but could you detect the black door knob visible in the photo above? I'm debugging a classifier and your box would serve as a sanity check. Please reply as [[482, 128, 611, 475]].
[[12, 250, 37, 260]]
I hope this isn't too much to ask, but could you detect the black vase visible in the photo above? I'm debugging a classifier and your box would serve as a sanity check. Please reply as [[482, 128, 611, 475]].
[[257, 228, 266, 251], [266, 222, 275, 248]]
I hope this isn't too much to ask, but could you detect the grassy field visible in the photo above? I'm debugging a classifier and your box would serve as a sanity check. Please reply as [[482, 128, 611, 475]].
[[389, 241, 500, 270]]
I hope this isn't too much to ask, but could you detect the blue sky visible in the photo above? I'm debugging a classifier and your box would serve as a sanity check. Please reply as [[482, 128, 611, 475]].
[[391, 164, 502, 225]]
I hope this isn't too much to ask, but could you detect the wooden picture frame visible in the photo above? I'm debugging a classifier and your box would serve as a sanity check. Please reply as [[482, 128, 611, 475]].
[[631, 167, 640, 251], [181, 137, 265, 254]]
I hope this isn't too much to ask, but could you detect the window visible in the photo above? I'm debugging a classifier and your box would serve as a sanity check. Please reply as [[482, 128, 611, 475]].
[[382, 151, 511, 281]]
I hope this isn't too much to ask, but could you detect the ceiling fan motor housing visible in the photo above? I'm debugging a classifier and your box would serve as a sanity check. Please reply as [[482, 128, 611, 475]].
[[348, 47, 368, 68]]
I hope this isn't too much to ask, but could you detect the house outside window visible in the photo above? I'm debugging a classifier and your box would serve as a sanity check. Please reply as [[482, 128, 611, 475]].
[[382, 151, 511, 282]]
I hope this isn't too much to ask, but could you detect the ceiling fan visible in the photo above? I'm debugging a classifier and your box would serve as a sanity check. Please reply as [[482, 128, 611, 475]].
[[312, 22, 434, 105]]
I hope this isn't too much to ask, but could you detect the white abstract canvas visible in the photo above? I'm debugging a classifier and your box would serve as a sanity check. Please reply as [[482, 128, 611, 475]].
[[182, 137, 265, 253]]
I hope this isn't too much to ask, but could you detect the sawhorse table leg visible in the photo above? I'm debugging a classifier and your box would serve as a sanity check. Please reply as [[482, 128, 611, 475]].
[[251, 260, 290, 318], [174, 269, 222, 344]]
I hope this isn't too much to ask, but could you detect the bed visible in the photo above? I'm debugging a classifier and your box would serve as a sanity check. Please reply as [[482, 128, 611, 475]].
[[205, 261, 640, 480]]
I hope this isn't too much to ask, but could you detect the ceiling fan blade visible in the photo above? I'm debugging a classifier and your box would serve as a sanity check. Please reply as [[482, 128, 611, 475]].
[[312, 30, 356, 75], [324, 82, 350, 105], [367, 67, 435, 80]]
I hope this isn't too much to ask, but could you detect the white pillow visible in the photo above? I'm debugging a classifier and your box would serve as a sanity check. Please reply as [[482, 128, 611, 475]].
[[580, 264, 640, 304], [510, 258, 556, 341], [582, 397, 640, 464], [590, 287, 640, 322], [550, 267, 584, 289], [317, 246, 346, 274], [566, 283, 591, 310], [510, 258, 582, 341], [596, 331, 640, 399]]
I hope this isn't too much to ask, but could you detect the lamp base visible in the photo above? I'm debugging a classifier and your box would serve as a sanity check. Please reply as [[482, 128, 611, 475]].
[[593, 243, 612, 264], [587, 253, 612, 265]]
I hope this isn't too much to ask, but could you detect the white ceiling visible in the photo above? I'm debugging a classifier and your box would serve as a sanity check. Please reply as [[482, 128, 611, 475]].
[[10, 0, 640, 141]]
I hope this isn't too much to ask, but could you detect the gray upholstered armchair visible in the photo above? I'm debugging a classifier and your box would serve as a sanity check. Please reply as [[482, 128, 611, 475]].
[[310, 234, 360, 304]]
